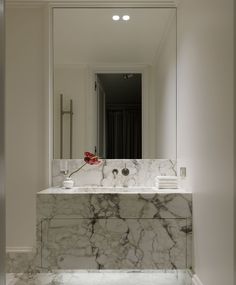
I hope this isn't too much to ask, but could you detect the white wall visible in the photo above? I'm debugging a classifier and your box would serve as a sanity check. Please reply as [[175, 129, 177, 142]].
[[6, 6, 48, 248], [178, 0, 234, 284], [54, 65, 90, 158], [151, 14, 176, 159]]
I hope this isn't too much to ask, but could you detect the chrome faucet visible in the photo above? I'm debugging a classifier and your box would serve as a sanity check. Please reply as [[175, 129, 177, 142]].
[[112, 169, 119, 179], [121, 164, 129, 176]]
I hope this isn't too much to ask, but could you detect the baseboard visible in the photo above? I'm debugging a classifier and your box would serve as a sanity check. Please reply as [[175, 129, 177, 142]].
[[6, 247, 34, 253], [192, 275, 204, 285]]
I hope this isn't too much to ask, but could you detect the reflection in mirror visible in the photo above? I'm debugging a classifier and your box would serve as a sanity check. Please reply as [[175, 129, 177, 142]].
[[97, 73, 142, 159], [53, 8, 177, 159]]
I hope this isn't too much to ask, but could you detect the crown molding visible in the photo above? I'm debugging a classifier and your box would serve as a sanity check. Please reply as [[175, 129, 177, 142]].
[[6, 0, 178, 9]]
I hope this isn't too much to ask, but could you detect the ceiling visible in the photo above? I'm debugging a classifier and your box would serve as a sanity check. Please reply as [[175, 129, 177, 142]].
[[54, 8, 175, 65]]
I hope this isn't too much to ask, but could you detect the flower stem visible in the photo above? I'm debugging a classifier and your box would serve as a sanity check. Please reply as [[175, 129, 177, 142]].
[[69, 162, 87, 178]]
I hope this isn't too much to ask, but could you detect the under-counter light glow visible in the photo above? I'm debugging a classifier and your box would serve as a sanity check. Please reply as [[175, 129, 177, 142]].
[[122, 15, 130, 21], [112, 15, 120, 21]]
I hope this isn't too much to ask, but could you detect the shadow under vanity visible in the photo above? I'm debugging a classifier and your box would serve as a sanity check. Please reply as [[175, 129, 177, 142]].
[[35, 159, 192, 271]]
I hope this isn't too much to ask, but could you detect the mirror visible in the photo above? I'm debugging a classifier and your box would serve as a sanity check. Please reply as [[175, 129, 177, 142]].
[[53, 8, 177, 159]]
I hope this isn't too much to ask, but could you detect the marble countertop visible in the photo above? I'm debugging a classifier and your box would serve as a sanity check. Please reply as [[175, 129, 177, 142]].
[[38, 187, 191, 194]]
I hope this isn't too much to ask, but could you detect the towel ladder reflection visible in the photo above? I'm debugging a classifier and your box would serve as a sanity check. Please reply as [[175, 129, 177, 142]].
[[60, 93, 73, 159]]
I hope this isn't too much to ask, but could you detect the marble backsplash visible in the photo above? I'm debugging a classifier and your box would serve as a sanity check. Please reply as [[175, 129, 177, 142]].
[[52, 159, 177, 187]]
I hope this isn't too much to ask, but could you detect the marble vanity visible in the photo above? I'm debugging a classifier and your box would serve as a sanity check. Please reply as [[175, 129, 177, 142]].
[[36, 187, 192, 271], [6, 160, 192, 274]]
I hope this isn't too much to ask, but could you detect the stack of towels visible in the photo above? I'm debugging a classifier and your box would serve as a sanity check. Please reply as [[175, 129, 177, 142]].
[[155, 176, 179, 189]]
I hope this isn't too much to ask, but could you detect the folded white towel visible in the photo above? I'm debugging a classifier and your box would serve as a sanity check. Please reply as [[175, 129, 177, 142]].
[[157, 180, 178, 184], [155, 176, 179, 189], [156, 180, 178, 184], [158, 186, 179, 189], [156, 176, 178, 180], [158, 181, 178, 184]]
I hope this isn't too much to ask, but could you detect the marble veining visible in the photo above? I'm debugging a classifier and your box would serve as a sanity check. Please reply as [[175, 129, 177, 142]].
[[52, 159, 177, 188], [6, 251, 39, 274], [41, 218, 187, 270], [36, 191, 192, 271], [6, 191, 192, 273], [37, 192, 192, 220]]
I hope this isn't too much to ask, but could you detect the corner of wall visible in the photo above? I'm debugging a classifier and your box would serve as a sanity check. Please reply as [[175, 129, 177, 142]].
[[192, 275, 204, 285]]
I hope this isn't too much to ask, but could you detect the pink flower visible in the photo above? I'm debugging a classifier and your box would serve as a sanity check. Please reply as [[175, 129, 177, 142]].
[[84, 152, 101, 165], [68, 151, 102, 178]]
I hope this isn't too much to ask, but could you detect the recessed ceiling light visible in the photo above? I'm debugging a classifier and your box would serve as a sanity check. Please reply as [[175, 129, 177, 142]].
[[122, 15, 130, 21], [112, 15, 120, 21]]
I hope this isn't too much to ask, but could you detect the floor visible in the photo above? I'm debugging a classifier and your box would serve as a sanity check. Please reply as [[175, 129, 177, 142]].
[[6, 270, 192, 285]]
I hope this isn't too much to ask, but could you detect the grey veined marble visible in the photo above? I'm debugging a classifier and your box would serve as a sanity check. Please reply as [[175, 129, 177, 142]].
[[36, 192, 192, 271], [52, 159, 177, 187], [6, 159, 192, 274]]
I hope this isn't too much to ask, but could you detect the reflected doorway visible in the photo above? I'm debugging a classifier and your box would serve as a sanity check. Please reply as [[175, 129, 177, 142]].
[[96, 73, 142, 159]]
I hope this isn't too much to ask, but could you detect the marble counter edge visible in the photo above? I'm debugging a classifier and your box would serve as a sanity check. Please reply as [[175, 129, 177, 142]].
[[37, 187, 192, 195]]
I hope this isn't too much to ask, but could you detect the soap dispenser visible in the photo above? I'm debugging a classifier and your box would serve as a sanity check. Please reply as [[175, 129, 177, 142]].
[[179, 167, 187, 189]]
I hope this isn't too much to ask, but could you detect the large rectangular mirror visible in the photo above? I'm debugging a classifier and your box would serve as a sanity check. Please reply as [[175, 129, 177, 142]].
[[53, 8, 177, 159]]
